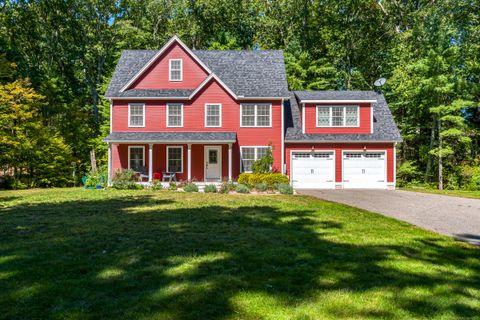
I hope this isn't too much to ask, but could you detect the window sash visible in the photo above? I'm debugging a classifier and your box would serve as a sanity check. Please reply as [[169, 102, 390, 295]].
[[205, 104, 221, 127], [169, 59, 182, 81], [167, 104, 183, 127], [129, 147, 144, 171], [129, 104, 144, 127], [316, 106, 358, 127], [241, 146, 271, 172], [241, 104, 271, 127], [167, 147, 183, 173]]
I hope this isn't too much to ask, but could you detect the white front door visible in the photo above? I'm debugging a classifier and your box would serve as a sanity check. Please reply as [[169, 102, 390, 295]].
[[343, 152, 386, 189], [205, 146, 222, 181], [291, 152, 335, 189]]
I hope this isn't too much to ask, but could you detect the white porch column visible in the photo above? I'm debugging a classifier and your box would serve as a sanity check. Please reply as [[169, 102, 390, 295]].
[[107, 142, 112, 186], [148, 144, 153, 182], [228, 143, 232, 182], [187, 144, 192, 181]]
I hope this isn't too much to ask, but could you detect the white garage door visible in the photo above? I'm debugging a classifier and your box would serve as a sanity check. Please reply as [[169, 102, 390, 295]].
[[291, 152, 335, 189], [343, 152, 386, 189]]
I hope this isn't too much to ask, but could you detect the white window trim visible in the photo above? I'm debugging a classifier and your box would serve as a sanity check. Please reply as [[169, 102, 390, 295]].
[[204, 103, 222, 127], [240, 103, 272, 127], [128, 103, 145, 128], [240, 146, 271, 173], [167, 103, 184, 127], [128, 146, 145, 170], [166, 146, 184, 173], [169, 59, 183, 81], [316, 105, 360, 128]]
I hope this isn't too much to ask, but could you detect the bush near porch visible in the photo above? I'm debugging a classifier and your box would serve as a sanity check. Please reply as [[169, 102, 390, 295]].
[[238, 172, 289, 187], [0, 188, 478, 319]]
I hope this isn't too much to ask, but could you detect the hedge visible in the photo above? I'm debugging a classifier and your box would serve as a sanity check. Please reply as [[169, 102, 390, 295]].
[[237, 173, 289, 186]]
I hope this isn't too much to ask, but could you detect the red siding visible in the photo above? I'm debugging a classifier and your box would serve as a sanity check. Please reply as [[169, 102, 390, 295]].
[[112, 143, 241, 181], [285, 143, 395, 183], [111, 78, 283, 176], [303, 103, 372, 134], [130, 42, 209, 90]]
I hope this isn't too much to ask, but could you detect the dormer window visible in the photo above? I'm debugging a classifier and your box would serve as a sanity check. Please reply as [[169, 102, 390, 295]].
[[316, 105, 359, 127], [169, 59, 182, 81]]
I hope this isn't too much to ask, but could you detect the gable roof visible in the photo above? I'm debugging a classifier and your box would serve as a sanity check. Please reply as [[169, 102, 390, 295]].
[[284, 91, 402, 142], [105, 40, 290, 99]]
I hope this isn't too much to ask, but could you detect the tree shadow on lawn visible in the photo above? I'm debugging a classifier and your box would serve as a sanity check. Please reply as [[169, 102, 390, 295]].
[[0, 194, 479, 319]]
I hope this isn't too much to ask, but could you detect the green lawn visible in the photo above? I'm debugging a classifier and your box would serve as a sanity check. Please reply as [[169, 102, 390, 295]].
[[401, 187, 480, 199], [0, 189, 479, 319]]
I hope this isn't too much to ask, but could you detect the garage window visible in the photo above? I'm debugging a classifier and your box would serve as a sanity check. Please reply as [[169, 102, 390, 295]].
[[241, 146, 270, 172], [317, 106, 359, 127]]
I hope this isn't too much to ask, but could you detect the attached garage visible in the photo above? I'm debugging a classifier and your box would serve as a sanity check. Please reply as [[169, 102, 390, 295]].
[[291, 152, 335, 189], [343, 152, 387, 189]]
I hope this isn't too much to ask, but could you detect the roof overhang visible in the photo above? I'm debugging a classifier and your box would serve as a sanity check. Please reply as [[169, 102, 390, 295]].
[[105, 140, 236, 144], [119, 36, 212, 93], [284, 140, 399, 143], [299, 99, 377, 104]]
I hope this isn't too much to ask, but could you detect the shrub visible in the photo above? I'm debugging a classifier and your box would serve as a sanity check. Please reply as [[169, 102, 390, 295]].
[[204, 184, 217, 193], [255, 183, 268, 192], [151, 180, 163, 190], [251, 148, 273, 173], [112, 169, 142, 189], [83, 166, 108, 189], [276, 183, 293, 195], [183, 183, 198, 192], [397, 161, 422, 187], [237, 173, 250, 185], [168, 182, 178, 191], [236, 173, 288, 187], [219, 181, 235, 194], [235, 183, 250, 193], [263, 173, 289, 186]]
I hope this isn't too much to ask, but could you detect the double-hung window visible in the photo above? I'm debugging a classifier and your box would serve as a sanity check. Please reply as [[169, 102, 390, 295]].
[[316, 105, 359, 127], [169, 59, 182, 81], [241, 104, 271, 127], [205, 104, 221, 127], [167, 146, 183, 173], [240, 146, 270, 172], [167, 103, 183, 127], [128, 103, 145, 127], [128, 146, 144, 171]]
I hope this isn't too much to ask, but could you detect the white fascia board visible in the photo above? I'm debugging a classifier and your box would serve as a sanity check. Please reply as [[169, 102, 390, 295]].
[[300, 99, 377, 103]]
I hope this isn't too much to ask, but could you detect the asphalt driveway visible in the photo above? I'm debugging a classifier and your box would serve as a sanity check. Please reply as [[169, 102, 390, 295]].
[[298, 189, 480, 245]]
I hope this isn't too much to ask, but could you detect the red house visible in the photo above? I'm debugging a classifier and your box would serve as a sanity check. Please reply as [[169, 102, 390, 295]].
[[104, 36, 401, 189]]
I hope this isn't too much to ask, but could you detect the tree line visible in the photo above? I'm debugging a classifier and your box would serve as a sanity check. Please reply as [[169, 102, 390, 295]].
[[0, 0, 479, 189]]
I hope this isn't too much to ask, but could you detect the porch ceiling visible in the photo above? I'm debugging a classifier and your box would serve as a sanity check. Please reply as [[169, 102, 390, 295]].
[[103, 131, 236, 144]]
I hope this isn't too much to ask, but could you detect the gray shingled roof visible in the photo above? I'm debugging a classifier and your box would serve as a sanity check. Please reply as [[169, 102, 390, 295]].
[[285, 91, 402, 142], [103, 132, 236, 143], [105, 49, 289, 98], [294, 90, 379, 101]]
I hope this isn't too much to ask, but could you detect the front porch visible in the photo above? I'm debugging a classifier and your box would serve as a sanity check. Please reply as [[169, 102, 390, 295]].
[[104, 132, 238, 184]]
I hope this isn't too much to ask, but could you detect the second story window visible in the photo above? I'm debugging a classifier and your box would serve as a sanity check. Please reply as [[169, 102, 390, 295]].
[[316, 106, 359, 127], [205, 104, 221, 127], [128, 103, 145, 127], [240, 104, 271, 127], [167, 103, 183, 127], [169, 59, 182, 81]]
